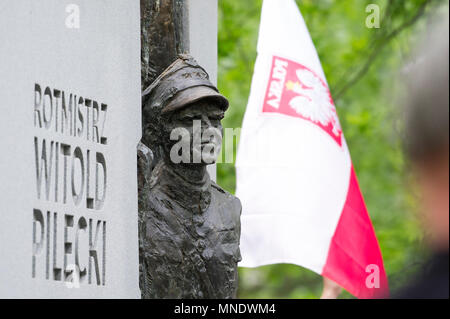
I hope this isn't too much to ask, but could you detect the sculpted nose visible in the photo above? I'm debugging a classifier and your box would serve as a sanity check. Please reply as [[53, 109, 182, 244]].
[[202, 114, 212, 127]]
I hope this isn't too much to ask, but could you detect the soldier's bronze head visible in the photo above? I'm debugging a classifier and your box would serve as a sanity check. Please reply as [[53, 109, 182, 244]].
[[142, 55, 228, 167]]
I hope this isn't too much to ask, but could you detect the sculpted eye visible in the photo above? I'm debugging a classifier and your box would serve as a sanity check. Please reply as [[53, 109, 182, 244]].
[[182, 115, 198, 122]]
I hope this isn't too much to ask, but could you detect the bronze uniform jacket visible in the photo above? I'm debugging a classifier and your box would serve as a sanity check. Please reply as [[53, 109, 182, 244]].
[[140, 179, 242, 299]]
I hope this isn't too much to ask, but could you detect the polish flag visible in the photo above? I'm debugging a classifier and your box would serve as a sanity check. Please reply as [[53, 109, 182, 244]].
[[236, 0, 388, 298]]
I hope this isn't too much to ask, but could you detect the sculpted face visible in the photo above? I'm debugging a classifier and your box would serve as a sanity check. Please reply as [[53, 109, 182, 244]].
[[162, 99, 224, 166]]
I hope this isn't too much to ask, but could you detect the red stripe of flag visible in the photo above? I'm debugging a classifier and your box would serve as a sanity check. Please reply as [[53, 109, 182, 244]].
[[322, 166, 389, 298]]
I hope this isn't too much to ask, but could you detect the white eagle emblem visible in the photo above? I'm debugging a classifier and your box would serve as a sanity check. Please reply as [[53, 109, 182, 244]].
[[287, 69, 341, 137]]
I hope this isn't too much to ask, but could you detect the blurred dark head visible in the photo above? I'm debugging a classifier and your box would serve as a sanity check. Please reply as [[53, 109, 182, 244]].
[[404, 19, 449, 163], [403, 17, 449, 252]]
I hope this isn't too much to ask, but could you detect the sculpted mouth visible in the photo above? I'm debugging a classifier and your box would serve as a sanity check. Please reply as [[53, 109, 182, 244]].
[[201, 141, 216, 145]]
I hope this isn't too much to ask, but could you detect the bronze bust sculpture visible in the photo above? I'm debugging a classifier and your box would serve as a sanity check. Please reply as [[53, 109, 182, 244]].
[[139, 54, 242, 299]]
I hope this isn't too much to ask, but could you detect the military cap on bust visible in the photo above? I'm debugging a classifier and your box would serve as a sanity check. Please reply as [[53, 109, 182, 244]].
[[142, 54, 229, 114]]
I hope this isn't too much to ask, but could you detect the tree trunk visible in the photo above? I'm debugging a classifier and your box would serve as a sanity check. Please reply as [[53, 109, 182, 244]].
[[140, 0, 189, 90]]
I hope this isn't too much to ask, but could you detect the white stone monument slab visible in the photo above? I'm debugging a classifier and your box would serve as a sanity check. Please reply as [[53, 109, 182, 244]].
[[0, 0, 141, 298]]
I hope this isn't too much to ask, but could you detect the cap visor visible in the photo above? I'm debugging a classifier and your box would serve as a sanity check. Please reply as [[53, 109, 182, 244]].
[[162, 86, 229, 113]]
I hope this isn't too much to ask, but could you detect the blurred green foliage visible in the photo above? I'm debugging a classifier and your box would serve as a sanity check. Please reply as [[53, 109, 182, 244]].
[[216, 0, 448, 298]]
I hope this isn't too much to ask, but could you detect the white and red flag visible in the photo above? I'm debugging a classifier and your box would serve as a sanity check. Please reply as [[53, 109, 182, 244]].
[[236, 0, 388, 298]]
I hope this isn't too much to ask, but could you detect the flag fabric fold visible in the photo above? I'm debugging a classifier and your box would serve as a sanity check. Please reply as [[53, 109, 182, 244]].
[[236, 0, 388, 298]]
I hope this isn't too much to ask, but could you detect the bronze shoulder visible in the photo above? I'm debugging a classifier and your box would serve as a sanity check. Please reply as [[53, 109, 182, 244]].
[[211, 181, 242, 217]]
